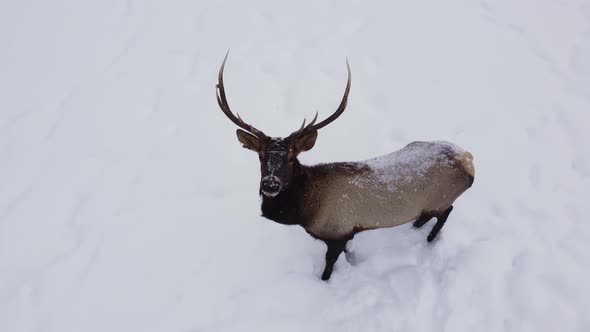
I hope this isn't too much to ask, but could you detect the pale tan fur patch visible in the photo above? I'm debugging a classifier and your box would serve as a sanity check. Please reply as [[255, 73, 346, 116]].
[[302, 142, 475, 240], [457, 151, 475, 178]]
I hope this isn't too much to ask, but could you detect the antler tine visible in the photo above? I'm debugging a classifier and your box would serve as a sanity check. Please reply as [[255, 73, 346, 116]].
[[287, 60, 351, 138], [299, 118, 307, 131], [216, 51, 267, 139], [309, 59, 351, 131], [289, 110, 318, 138], [307, 111, 319, 128]]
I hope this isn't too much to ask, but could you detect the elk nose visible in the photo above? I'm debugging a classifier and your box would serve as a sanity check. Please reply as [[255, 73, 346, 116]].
[[261, 176, 282, 196]]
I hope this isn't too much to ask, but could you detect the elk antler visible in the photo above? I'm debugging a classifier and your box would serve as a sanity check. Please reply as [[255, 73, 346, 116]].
[[216, 51, 267, 139], [289, 59, 351, 138]]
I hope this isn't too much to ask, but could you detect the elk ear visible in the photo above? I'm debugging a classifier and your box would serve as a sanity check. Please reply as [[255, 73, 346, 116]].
[[293, 131, 318, 153], [236, 129, 262, 152]]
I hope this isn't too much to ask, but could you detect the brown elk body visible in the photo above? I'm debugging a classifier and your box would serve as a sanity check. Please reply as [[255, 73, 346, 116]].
[[215, 53, 475, 280]]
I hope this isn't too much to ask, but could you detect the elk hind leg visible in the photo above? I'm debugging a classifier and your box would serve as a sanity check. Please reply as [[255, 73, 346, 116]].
[[413, 213, 433, 228], [427, 205, 453, 242]]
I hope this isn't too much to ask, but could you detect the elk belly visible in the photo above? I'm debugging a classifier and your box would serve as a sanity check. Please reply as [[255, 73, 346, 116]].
[[305, 141, 474, 240]]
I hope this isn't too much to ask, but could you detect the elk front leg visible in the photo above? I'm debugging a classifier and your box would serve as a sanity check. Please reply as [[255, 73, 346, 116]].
[[321, 239, 348, 281]]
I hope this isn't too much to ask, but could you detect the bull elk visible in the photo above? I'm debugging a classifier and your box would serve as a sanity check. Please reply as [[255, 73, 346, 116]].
[[216, 53, 475, 280]]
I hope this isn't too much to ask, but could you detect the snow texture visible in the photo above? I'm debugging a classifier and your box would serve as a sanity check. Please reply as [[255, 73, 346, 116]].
[[358, 141, 463, 192], [1, 1, 590, 331]]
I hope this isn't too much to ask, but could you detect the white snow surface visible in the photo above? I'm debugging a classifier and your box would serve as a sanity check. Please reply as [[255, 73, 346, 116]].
[[1, 1, 590, 331]]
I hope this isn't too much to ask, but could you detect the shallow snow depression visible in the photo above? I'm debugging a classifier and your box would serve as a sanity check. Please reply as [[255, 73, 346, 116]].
[[1, 0, 590, 331]]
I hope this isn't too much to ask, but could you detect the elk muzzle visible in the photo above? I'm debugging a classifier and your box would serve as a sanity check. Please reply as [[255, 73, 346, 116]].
[[261, 176, 282, 197]]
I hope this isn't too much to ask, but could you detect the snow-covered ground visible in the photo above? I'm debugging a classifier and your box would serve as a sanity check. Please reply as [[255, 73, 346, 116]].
[[1, 0, 590, 331]]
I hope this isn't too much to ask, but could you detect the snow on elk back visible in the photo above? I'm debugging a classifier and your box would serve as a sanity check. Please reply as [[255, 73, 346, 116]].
[[353, 140, 474, 192]]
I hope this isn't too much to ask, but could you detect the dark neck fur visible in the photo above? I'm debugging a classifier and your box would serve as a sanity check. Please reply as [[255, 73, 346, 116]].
[[260, 159, 310, 226]]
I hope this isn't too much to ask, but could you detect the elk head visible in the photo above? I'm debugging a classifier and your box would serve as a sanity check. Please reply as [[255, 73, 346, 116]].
[[216, 53, 351, 197]]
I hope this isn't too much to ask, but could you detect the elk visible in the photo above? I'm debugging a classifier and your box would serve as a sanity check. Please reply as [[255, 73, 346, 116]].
[[216, 53, 475, 280]]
